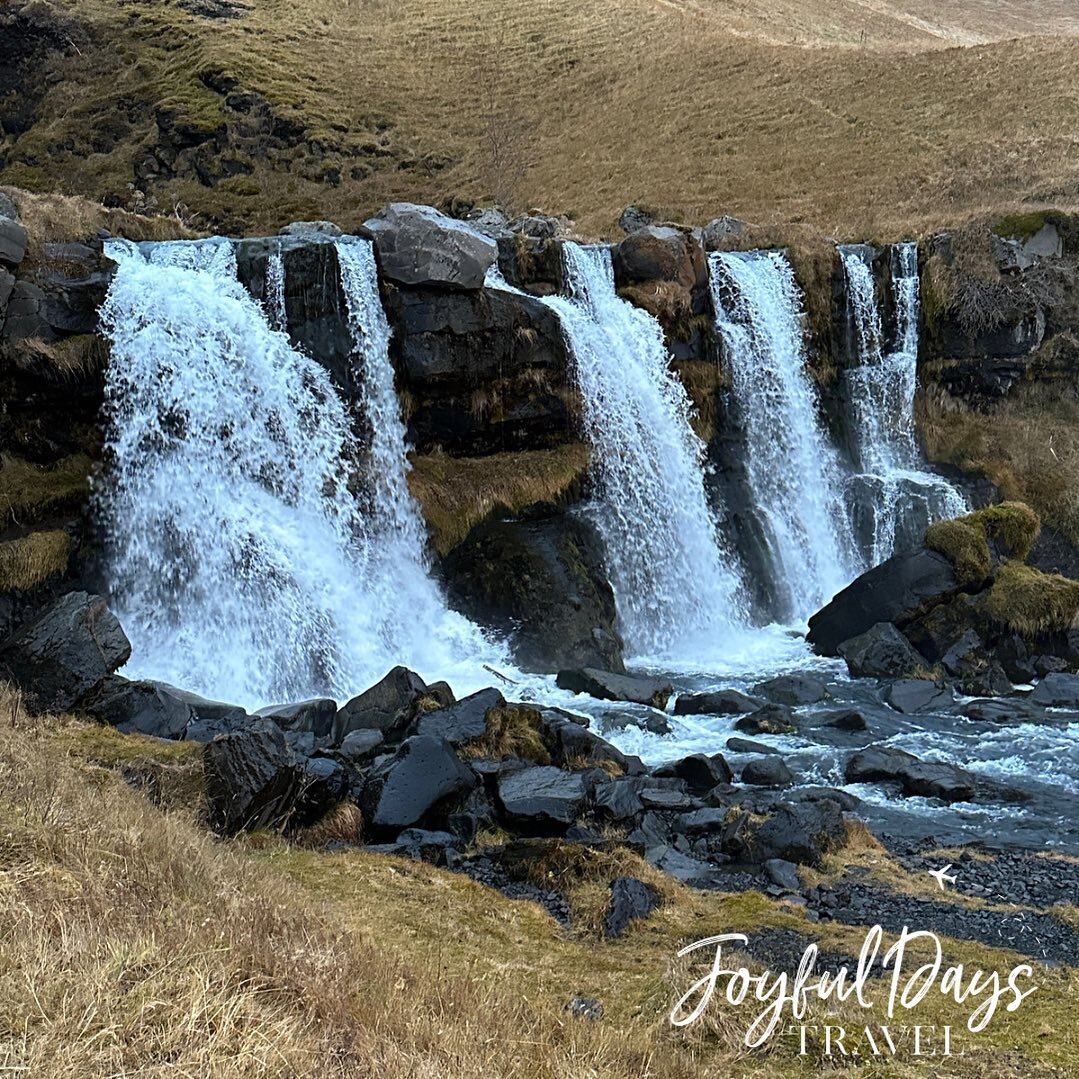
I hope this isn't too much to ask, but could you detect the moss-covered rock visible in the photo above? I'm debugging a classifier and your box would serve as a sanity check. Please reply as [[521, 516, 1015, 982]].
[[925, 501, 1040, 585], [984, 561, 1079, 636]]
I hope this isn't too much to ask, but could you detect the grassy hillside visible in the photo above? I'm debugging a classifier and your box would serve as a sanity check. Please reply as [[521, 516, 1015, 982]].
[[2, 0, 1077, 236], [2, 685, 1077, 1076]]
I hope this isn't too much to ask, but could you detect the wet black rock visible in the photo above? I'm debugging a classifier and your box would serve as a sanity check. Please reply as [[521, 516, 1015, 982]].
[[84, 676, 247, 741], [808, 548, 959, 655], [598, 708, 672, 736], [741, 758, 793, 788], [846, 746, 1028, 804], [726, 736, 782, 754], [204, 718, 305, 835], [763, 858, 802, 892], [753, 673, 829, 705], [674, 688, 762, 716], [825, 710, 869, 732], [1, 592, 130, 712], [1031, 672, 1079, 708], [414, 687, 505, 745], [442, 513, 623, 674], [255, 698, 337, 738], [604, 876, 660, 938], [740, 800, 847, 866], [885, 679, 954, 714], [538, 708, 636, 773], [497, 765, 587, 829], [838, 622, 927, 679], [361, 735, 477, 836], [734, 703, 797, 735], [653, 753, 732, 793], [592, 777, 644, 821], [556, 667, 672, 709], [333, 666, 430, 743], [337, 728, 385, 762]]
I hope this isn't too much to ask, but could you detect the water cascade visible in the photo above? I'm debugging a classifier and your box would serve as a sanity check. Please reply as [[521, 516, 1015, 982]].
[[98, 236, 505, 706], [710, 251, 859, 622], [541, 243, 747, 660], [840, 243, 967, 563]]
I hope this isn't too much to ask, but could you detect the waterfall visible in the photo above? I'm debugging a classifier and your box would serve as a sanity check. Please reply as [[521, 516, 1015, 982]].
[[542, 243, 747, 660], [263, 250, 287, 332], [710, 250, 859, 622], [840, 243, 967, 563], [99, 236, 506, 707]]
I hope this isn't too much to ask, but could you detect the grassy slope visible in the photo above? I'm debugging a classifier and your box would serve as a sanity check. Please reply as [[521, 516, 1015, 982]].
[[3, 0, 1078, 236], [2, 687, 1077, 1076]]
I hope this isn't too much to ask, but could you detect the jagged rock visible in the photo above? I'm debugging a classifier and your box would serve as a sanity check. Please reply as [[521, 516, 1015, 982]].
[[255, 698, 337, 738], [497, 765, 586, 828], [442, 514, 623, 674], [539, 709, 633, 773], [279, 220, 342, 237], [838, 622, 928, 679], [364, 203, 497, 289], [361, 735, 477, 836], [653, 753, 732, 793], [639, 787, 698, 811], [992, 223, 1063, 273], [734, 703, 797, 735], [0, 218, 28, 267], [508, 213, 568, 240], [337, 728, 385, 762], [618, 206, 658, 233], [741, 758, 793, 788], [556, 667, 672, 709], [739, 800, 846, 866], [673, 807, 729, 835], [753, 674, 829, 705], [673, 689, 762, 716], [646, 845, 724, 887], [204, 719, 304, 835], [82, 676, 247, 740], [699, 216, 748, 249], [808, 548, 959, 655], [1031, 672, 1079, 707], [604, 876, 660, 938], [333, 666, 430, 744], [726, 736, 781, 755], [0, 193, 19, 220], [885, 679, 953, 714], [592, 777, 644, 820], [0, 592, 130, 712], [415, 687, 505, 745], [462, 207, 511, 239], [763, 858, 801, 892]]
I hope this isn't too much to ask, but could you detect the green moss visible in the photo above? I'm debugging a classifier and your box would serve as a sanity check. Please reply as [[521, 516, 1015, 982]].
[[992, 211, 1053, 240], [985, 561, 1079, 636], [461, 704, 551, 764], [0, 530, 73, 591], [925, 501, 1041, 585]]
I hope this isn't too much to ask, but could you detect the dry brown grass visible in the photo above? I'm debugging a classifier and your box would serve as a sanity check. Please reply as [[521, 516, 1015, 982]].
[[5, 2, 1078, 237], [0, 530, 73, 591], [0, 453, 93, 528], [459, 703, 552, 765], [2, 690, 1077, 1076], [919, 384, 1079, 546], [407, 443, 590, 555]]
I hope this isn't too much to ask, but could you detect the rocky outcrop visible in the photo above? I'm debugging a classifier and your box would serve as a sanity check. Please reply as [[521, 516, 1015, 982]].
[[441, 510, 624, 673]]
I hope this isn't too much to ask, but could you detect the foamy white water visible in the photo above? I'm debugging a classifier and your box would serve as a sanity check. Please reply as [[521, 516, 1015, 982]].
[[99, 237, 513, 708], [542, 243, 748, 662], [711, 250, 859, 621]]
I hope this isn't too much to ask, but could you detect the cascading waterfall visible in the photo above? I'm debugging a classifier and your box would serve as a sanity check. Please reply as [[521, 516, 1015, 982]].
[[99, 236, 506, 707], [710, 250, 859, 622], [263, 250, 287, 332], [840, 243, 966, 563], [542, 243, 747, 660]]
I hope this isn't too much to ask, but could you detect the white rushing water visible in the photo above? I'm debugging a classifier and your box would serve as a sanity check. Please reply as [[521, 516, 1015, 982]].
[[710, 250, 859, 622], [541, 243, 748, 662], [841, 243, 966, 564], [99, 236, 510, 707]]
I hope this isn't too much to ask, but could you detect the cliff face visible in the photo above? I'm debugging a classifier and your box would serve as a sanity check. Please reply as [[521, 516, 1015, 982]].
[[3, 187, 1079, 669]]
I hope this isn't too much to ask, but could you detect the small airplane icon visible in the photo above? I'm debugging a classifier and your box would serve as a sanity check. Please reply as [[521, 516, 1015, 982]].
[[928, 864, 958, 890]]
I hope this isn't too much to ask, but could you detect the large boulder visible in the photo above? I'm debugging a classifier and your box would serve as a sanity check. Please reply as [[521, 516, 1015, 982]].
[[556, 667, 672, 709], [741, 758, 793, 788], [753, 674, 829, 705], [612, 226, 702, 290], [497, 765, 587, 830], [733, 800, 847, 866], [361, 735, 477, 836], [653, 753, 732, 793], [0, 592, 130, 711], [442, 513, 624, 674], [734, 703, 797, 735], [838, 622, 928, 679], [885, 679, 953, 714], [333, 666, 431, 744], [255, 698, 337, 738], [673, 689, 762, 716], [1030, 672, 1079, 708], [414, 687, 505, 745], [808, 547, 960, 655], [82, 676, 248, 741], [364, 203, 497, 289], [204, 719, 304, 835]]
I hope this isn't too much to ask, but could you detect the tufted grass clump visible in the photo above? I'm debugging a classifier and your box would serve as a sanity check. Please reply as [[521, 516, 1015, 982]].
[[0, 453, 93, 527], [984, 561, 1079, 636], [461, 703, 551, 764], [0, 530, 73, 591], [925, 501, 1041, 585]]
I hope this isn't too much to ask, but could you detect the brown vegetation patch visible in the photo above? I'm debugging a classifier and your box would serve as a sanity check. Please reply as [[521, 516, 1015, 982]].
[[0, 530, 73, 591]]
